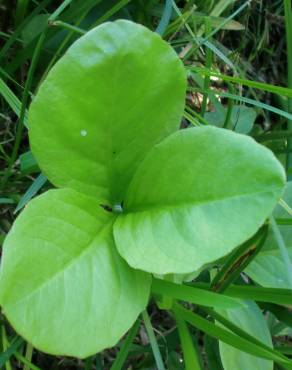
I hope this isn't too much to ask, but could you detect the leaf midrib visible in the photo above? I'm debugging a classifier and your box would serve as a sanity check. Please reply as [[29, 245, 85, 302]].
[[125, 187, 281, 214], [6, 217, 115, 308]]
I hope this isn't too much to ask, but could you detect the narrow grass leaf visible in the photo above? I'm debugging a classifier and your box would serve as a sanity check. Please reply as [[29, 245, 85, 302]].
[[174, 313, 202, 370], [156, 0, 172, 36], [152, 278, 241, 309], [14, 173, 47, 213], [110, 319, 140, 370], [211, 225, 268, 292], [142, 310, 165, 370], [0, 335, 24, 367], [173, 304, 292, 368]]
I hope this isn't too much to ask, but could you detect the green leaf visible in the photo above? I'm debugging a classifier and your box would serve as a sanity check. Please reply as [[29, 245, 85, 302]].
[[114, 126, 285, 274], [246, 182, 292, 288], [218, 301, 273, 370], [205, 105, 257, 134], [0, 189, 151, 358], [29, 20, 186, 204]]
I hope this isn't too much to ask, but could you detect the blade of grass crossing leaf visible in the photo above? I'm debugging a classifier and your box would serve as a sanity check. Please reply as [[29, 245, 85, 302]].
[[202, 307, 280, 358], [211, 225, 268, 292], [142, 310, 166, 370], [110, 319, 140, 370], [14, 173, 47, 213], [174, 313, 202, 370], [187, 283, 292, 306], [151, 278, 242, 309], [270, 216, 292, 288], [172, 304, 292, 368], [223, 285, 292, 305], [155, 0, 172, 36]]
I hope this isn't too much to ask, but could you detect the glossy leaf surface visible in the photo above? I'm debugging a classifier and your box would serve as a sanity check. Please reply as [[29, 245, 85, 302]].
[[218, 301, 273, 370], [0, 189, 151, 358], [29, 20, 186, 204], [114, 126, 285, 274]]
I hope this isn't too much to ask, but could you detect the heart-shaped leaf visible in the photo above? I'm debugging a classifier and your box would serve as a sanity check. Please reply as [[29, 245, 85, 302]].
[[0, 189, 151, 358], [114, 126, 285, 274], [29, 20, 186, 204]]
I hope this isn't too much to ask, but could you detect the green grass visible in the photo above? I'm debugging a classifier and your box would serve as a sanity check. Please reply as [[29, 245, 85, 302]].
[[1, 0, 292, 369]]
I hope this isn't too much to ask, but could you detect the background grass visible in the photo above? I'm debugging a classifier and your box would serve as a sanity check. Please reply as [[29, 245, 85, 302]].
[[0, 0, 292, 369]]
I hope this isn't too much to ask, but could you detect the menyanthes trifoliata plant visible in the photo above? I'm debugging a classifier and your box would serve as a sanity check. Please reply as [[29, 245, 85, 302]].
[[0, 20, 285, 358]]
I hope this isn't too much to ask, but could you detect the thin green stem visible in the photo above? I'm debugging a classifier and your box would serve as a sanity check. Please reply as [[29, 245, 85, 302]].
[[51, 20, 86, 35]]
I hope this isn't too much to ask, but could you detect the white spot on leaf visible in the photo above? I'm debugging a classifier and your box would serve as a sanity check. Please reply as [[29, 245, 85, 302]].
[[80, 130, 87, 137]]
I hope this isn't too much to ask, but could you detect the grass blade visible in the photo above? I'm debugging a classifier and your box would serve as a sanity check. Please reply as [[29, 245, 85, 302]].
[[211, 225, 268, 292], [173, 304, 292, 368], [14, 173, 47, 213], [174, 313, 202, 370], [152, 278, 241, 309], [110, 319, 140, 370], [156, 0, 172, 36], [142, 310, 165, 370]]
